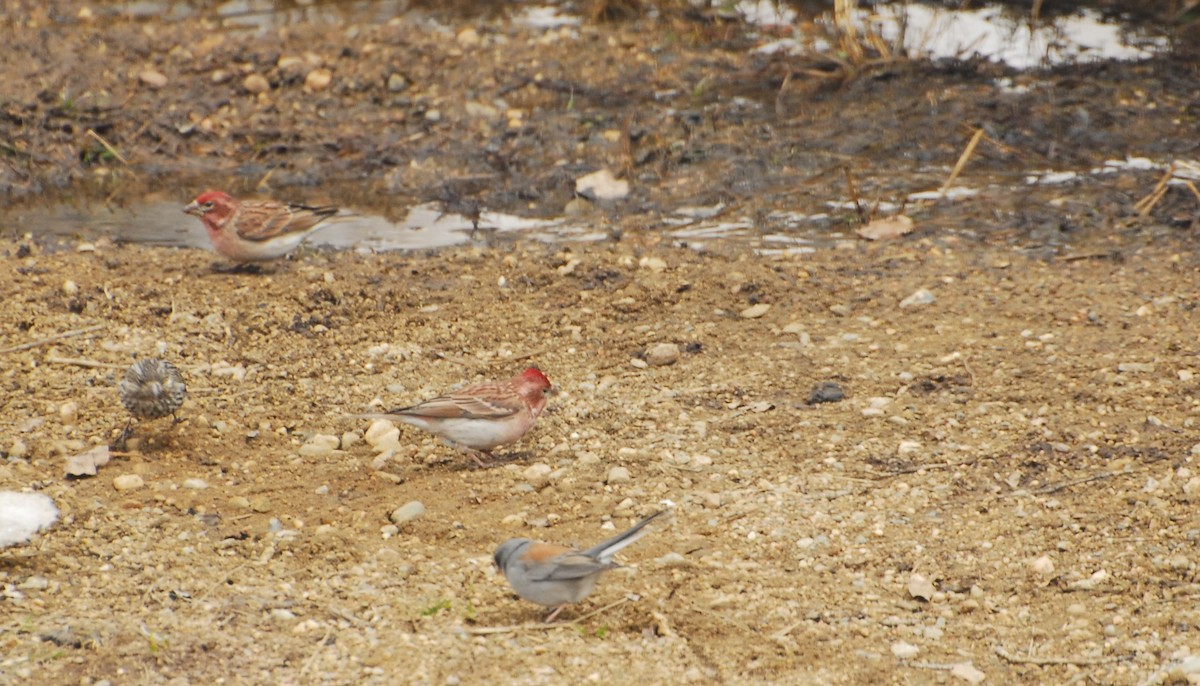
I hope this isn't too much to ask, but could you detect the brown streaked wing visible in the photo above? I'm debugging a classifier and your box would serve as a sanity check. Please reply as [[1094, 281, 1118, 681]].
[[395, 383, 524, 419], [236, 201, 335, 241], [520, 542, 574, 564]]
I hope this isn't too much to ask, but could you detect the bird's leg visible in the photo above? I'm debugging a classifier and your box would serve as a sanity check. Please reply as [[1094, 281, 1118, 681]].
[[468, 450, 492, 468], [171, 411, 184, 426], [114, 418, 134, 452], [543, 605, 567, 623]]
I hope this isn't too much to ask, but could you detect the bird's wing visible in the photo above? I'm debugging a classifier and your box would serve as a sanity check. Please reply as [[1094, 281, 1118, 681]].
[[393, 383, 524, 419], [236, 201, 337, 242], [521, 545, 612, 581]]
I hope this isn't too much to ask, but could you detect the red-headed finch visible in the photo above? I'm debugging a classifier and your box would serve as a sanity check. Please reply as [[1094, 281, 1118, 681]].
[[364, 367, 552, 466], [183, 189, 338, 262], [493, 510, 667, 622]]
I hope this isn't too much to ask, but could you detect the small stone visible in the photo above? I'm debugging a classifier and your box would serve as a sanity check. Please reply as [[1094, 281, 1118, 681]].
[[271, 608, 296, 622], [1117, 362, 1154, 373], [907, 573, 935, 601], [657, 552, 689, 567], [575, 168, 629, 200], [62, 280, 78, 296], [1179, 369, 1195, 381], [243, 73, 270, 94], [701, 492, 722, 509], [1182, 477, 1200, 499], [76, 242, 95, 253], [807, 382, 845, 404], [305, 68, 332, 91], [1030, 555, 1055, 575], [606, 466, 632, 485], [564, 197, 592, 217], [139, 69, 168, 88], [897, 440, 921, 455], [365, 420, 401, 452], [182, 478, 208, 490], [899, 288, 935, 309], [315, 485, 330, 495], [387, 73, 408, 92], [9, 439, 28, 459], [646, 343, 680, 367], [639, 256, 667, 272], [630, 358, 648, 369], [340, 432, 360, 450], [211, 69, 233, 84], [113, 474, 145, 491], [59, 401, 78, 424], [523, 463, 552, 487], [456, 27, 480, 46], [424, 109, 442, 123], [299, 434, 340, 457], [891, 641, 920, 659], [740, 303, 771, 319], [390, 501, 426, 526], [249, 496, 272, 513], [18, 576, 49, 590], [950, 662, 986, 684]]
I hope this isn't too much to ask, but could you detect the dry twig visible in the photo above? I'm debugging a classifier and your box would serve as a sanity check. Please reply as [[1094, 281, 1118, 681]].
[[994, 645, 1131, 667], [0, 324, 105, 354]]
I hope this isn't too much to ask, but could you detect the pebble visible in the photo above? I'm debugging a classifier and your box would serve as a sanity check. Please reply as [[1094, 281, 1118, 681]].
[[899, 288, 935, 308], [1030, 555, 1055, 575], [304, 68, 332, 91], [575, 169, 629, 200], [1179, 369, 1195, 381], [523, 463, 552, 487], [890, 641, 920, 659], [456, 27, 480, 46], [639, 256, 667, 272], [700, 492, 722, 509], [19, 575, 49, 590], [365, 420, 401, 452], [59, 401, 79, 424], [740, 303, 771, 319], [1183, 477, 1200, 499], [646, 343, 680, 366], [182, 478, 208, 490], [1117, 362, 1154, 373], [315, 485, 329, 495], [299, 434, 340, 457], [387, 73, 408, 92], [62, 280, 78, 296], [271, 608, 296, 622], [243, 73, 270, 94], [9, 439, 28, 459], [657, 552, 689, 567], [113, 474, 145, 491], [950, 662, 986, 684], [139, 69, 168, 88], [897, 440, 921, 455], [807, 382, 845, 404], [630, 358, 649, 369], [340, 432, 360, 450], [249, 496, 272, 513], [907, 573, 935, 601], [606, 466, 632, 485], [389, 501, 426, 526]]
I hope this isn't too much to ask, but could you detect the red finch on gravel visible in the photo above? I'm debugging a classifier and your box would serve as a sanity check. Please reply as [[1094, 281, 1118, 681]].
[[364, 367, 552, 466], [117, 358, 187, 448], [494, 510, 667, 622], [183, 189, 338, 263]]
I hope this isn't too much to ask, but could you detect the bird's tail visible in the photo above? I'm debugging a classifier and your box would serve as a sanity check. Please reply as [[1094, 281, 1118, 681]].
[[583, 510, 669, 563]]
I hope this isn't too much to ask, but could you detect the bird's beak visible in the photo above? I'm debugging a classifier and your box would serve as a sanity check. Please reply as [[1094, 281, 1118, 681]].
[[182, 201, 202, 216]]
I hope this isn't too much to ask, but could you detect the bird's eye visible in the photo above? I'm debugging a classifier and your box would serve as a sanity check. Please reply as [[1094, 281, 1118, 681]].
[[202, 202, 214, 211]]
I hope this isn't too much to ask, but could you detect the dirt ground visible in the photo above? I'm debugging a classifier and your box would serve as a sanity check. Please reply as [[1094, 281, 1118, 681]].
[[3, 1, 1200, 685]]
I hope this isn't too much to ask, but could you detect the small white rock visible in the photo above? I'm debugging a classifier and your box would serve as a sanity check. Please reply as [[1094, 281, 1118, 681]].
[[113, 474, 145, 491], [182, 478, 208, 490], [899, 288, 935, 309], [1030, 555, 1055, 575], [740, 303, 771, 319], [62, 280, 79, 296], [606, 466, 632, 485], [389, 501, 426, 526], [59, 401, 79, 424], [299, 434, 340, 457], [523, 463, 552, 483], [340, 432, 360, 450], [907, 573, 935, 601], [950, 662, 986, 684], [897, 440, 921, 455], [891, 641, 920, 659]]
